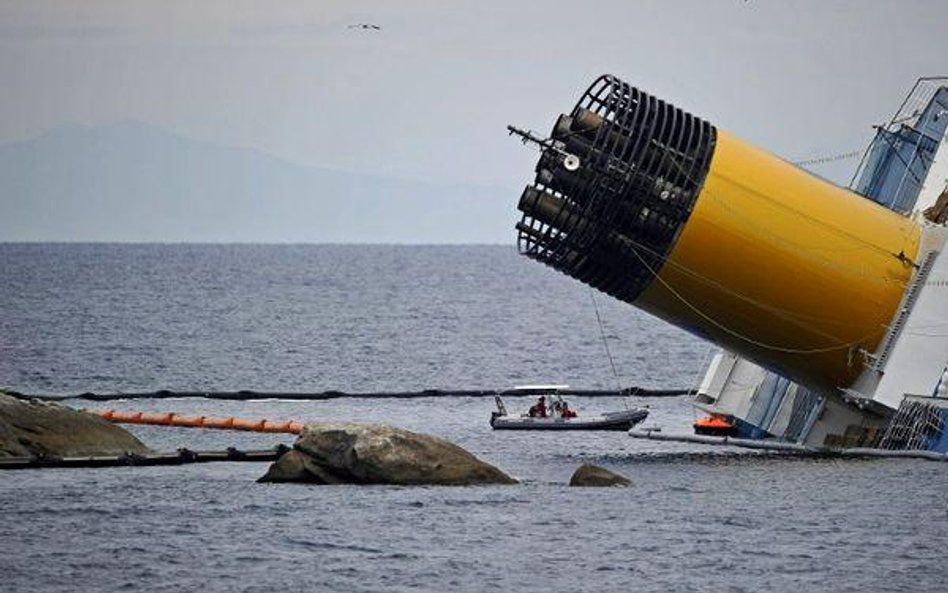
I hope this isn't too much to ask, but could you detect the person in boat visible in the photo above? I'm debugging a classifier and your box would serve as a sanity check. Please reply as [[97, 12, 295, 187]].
[[528, 395, 548, 418], [560, 400, 577, 418]]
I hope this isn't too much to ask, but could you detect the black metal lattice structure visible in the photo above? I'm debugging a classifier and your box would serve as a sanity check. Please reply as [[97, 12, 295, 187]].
[[515, 74, 717, 304]]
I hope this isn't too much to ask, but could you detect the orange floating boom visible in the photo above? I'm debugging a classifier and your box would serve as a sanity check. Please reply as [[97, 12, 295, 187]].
[[87, 409, 304, 434]]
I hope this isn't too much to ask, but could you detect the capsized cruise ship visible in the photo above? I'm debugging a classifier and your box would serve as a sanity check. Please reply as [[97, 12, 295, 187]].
[[510, 75, 948, 453]]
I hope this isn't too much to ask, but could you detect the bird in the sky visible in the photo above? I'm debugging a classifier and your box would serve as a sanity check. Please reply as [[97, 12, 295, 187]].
[[348, 24, 381, 31]]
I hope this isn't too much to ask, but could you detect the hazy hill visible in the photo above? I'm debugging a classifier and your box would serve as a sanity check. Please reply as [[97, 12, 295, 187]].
[[0, 121, 515, 243]]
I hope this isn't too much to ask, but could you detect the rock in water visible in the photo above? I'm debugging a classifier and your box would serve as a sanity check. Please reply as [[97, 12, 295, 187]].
[[257, 450, 344, 484], [569, 464, 631, 487], [0, 391, 149, 457], [258, 422, 517, 485]]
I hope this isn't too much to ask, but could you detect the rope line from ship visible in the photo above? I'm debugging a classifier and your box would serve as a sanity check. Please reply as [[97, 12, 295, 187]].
[[621, 242, 885, 355], [670, 153, 916, 266], [590, 214, 892, 337], [791, 149, 863, 167], [585, 149, 895, 353]]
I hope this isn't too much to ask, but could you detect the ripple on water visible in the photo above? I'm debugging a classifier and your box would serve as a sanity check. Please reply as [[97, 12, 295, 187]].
[[1, 246, 947, 592]]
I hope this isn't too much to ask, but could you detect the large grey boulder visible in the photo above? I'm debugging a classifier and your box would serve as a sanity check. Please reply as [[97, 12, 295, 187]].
[[569, 463, 631, 487], [259, 422, 517, 485], [257, 450, 340, 483], [0, 391, 149, 458]]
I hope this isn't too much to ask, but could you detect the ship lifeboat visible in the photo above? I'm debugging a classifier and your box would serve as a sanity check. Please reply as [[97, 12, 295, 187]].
[[693, 415, 735, 437]]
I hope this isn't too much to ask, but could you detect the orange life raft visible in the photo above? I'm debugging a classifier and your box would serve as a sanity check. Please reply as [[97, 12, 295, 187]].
[[693, 415, 735, 437]]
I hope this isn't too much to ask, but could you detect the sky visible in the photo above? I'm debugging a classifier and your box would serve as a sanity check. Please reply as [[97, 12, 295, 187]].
[[1, 0, 947, 235]]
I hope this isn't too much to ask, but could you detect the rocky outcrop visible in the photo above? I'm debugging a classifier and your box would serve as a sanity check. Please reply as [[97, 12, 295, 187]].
[[258, 422, 517, 485], [257, 449, 338, 483], [568, 463, 631, 487], [0, 391, 149, 458]]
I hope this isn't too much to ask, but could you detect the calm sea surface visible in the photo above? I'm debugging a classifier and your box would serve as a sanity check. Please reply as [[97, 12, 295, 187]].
[[1, 244, 946, 593]]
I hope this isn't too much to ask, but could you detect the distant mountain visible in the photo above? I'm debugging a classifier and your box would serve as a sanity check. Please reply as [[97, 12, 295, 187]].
[[0, 121, 516, 243]]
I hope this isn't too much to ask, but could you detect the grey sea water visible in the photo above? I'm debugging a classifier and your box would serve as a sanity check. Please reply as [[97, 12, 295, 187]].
[[0, 243, 703, 394], [1, 244, 946, 593]]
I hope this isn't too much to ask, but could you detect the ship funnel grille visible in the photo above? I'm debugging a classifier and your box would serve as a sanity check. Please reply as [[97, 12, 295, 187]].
[[514, 74, 717, 304]]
